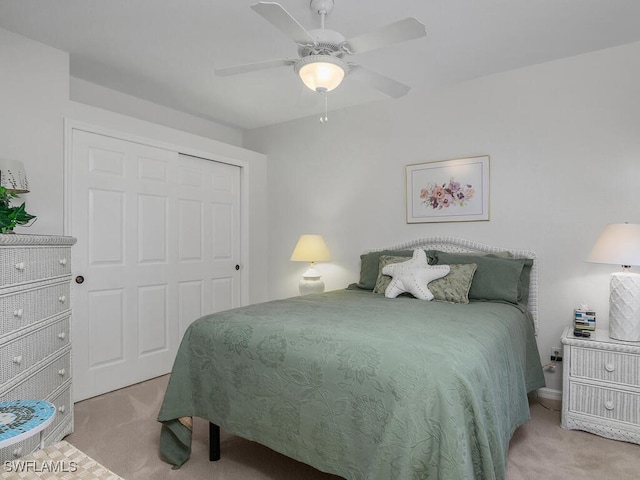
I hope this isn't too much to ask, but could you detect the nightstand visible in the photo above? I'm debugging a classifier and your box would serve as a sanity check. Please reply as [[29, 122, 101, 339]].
[[561, 327, 640, 444]]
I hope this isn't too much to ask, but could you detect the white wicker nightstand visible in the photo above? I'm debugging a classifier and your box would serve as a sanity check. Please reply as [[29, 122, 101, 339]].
[[561, 327, 640, 444]]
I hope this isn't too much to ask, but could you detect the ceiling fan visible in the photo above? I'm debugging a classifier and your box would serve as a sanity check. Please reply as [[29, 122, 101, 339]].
[[215, 0, 427, 98]]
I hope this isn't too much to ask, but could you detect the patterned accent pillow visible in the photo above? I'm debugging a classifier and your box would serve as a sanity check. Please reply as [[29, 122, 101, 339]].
[[428, 263, 478, 304], [373, 255, 411, 294]]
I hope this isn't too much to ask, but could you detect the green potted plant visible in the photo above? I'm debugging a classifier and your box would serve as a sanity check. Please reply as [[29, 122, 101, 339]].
[[0, 186, 36, 233]]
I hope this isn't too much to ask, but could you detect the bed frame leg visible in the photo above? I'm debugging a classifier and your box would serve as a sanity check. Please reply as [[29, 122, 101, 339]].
[[209, 423, 221, 461]]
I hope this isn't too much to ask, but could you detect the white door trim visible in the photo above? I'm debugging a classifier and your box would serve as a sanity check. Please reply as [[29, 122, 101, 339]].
[[63, 118, 251, 308]]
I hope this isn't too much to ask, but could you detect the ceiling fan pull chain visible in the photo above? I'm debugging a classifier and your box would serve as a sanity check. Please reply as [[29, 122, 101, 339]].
[[320, 92, 329, 123]]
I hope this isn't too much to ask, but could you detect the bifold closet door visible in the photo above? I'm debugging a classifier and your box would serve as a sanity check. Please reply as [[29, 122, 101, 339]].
[[70, 130, 241, 401]]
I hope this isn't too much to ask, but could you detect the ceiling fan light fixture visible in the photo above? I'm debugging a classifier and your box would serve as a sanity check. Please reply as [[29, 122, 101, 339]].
[[295, 55, 346, 93]]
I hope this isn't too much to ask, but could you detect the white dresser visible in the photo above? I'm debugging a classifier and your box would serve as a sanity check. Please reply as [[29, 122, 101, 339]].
[[0, 234, 76, 462], [561, 327, 640, 444]]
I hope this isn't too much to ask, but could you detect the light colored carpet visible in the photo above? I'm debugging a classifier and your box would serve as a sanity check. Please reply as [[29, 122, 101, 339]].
[[66, 375, 640, 479], [1, 441, 124, 479]]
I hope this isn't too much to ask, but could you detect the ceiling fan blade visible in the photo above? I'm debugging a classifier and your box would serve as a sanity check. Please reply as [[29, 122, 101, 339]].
[[215, 59, 295, 77], [344, 17, 426, 54], [251, 2, 316, 46], [348, 65, 411, 98]]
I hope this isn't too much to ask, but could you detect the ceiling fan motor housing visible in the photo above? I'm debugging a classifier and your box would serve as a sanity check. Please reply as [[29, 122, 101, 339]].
[[298, 28, 347, 57]]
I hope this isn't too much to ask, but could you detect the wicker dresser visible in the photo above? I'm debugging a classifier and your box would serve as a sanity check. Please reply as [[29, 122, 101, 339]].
[[561, 327, 640, 444], [0, 234, 76, 462]]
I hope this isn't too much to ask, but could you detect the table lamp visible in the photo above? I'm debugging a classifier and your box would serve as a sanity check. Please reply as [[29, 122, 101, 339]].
[[587, 223, 640, 341], [290, 234, 331, 295], [0, 158, 30, 193]]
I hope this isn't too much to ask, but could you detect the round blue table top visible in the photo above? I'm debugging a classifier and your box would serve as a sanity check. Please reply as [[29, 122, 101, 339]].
[[0, 400, 56, 447]]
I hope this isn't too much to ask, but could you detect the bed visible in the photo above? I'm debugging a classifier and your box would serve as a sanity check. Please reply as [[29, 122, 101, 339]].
[[158, 236, 545, 480]]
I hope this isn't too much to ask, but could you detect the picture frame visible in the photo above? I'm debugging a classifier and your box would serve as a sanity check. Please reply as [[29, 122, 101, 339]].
[[406, 155, 490, 223]]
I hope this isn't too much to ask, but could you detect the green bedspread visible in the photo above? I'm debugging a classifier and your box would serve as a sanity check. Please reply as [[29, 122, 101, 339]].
[[158, 289, 544, 479]]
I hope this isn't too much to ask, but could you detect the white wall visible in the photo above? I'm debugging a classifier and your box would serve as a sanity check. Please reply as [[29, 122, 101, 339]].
[[70, 78, 243, 148], [0, 28, 69, 235], [1, 28, 269, 304], [244, 40, 640, 393]]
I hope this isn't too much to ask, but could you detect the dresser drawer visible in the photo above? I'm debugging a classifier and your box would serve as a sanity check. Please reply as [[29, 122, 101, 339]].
[[571, 347, 640, 388], [0, 281, 70, 336], [0, 246, 71, 286], [569, 381, 640, 425], [0, 351, 70, 399], [0, 429, 40, 463], [0, 316, 70, 384], [44, 385, 72, 440]]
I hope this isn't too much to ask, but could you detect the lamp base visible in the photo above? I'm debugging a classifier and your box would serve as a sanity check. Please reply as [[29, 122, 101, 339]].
[[609, 272, 640, 342], [299, 267, 325, 295]]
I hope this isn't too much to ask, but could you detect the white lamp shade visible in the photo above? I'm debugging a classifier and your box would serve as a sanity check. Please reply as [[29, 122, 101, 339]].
[[290, 234, 331, 262], [0, 158, 29, 194], [295, 56, 346, 93], [588, 223, 640, 341], [587, 223, 640, 267]]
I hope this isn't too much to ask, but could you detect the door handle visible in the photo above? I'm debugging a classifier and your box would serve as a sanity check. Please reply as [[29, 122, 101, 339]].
[[235, 265, 240, 271], [75, 275, 85, 284]]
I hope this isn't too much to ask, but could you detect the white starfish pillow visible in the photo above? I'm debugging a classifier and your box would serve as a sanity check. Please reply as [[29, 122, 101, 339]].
[[382, 249, 450, 300]]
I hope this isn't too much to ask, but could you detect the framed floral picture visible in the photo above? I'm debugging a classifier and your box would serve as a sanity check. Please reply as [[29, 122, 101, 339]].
[[406, 156, 489, 223]]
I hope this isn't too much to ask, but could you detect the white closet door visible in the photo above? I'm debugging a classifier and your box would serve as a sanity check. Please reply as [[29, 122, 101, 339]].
[[176, 153, 241, 340], [70, 130, 241, 401]]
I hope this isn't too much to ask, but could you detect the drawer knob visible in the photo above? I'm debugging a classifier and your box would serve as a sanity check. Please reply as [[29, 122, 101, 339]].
[[59, 258, 67, 266], [12, 447, 22, 457], [58, 405, 66, 414], [14, 262, 25, 271], [58, 295, 67, 303], [605, 363, 615, 372], [13, 308, 23, 318], [58, 368, 66, 376], [12, 355, 22, 365], [58, 332, 66, 340], [604, 400, 615, 410]]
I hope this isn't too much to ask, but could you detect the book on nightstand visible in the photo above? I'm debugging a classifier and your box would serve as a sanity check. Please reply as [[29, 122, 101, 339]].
[[573, 307, 596, 338]]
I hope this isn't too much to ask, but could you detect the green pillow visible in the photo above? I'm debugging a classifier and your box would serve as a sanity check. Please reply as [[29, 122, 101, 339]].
[[428, 250, 528, 304], [425, 249, 513, 264], [518, 258, 534, 306], [373, 255, 412, 294], [354, 249, 414, 291], [428, 263, 478, 304]]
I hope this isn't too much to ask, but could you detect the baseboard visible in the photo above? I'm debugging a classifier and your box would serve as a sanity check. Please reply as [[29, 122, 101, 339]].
[[536, 387, 562, 401]]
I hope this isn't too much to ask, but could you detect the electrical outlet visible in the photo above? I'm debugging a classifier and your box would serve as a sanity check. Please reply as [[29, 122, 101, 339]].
[[550, 347, 562, 362]]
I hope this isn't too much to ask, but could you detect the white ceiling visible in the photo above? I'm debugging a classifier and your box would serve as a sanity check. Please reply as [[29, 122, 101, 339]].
[[1, 0, 640, 130]]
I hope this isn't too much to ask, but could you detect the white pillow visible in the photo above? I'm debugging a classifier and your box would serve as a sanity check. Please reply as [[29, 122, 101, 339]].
[[382, 249, 450, 300]]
